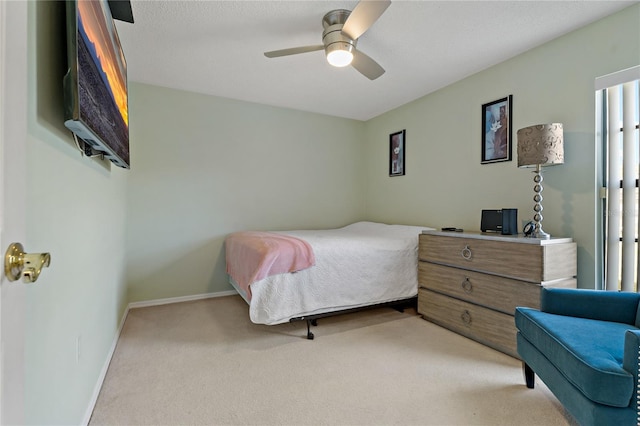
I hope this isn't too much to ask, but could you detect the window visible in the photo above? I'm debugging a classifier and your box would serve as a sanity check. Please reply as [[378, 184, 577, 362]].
[[598, 66, 640, 291]]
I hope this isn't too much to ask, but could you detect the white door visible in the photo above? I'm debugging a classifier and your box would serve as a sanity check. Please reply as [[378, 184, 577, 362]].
[[0, 0, 29, 424]]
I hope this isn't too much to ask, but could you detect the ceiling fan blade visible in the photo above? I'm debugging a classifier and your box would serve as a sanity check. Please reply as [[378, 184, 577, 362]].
[[351, 50, 385, 80], [341, 0, 391, 40], [264, 45, 324, 58]]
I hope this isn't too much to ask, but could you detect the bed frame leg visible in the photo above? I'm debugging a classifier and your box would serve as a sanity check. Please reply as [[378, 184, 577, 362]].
[[306, 319, 315, 340], [392, 298, 417, 313]]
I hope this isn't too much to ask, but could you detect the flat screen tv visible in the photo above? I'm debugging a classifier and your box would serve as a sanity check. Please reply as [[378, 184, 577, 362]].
[[63, 0, 129, 169]]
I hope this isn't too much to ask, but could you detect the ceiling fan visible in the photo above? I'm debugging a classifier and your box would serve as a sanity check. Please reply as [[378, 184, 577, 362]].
[[263, 0, 391, 80]]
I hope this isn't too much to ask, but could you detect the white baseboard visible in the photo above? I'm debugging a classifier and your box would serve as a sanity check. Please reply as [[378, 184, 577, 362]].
[[127, 290, 238, 309], [81, 304, 130, 426], [81, 289, 238, 425]]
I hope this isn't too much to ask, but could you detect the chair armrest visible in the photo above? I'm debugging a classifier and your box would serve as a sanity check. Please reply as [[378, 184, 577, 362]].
[[541, 288, 640, 325], [623, 330, 640, 383]]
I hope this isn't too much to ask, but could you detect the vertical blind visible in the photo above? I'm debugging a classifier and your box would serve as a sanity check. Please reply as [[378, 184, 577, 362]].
[[601, 67, 640, 292]]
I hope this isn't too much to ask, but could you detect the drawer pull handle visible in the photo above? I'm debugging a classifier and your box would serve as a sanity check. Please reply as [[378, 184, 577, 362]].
[[461, 310, 472, 325], [461, 278, 473, 293], [461, 245, 472, 260]]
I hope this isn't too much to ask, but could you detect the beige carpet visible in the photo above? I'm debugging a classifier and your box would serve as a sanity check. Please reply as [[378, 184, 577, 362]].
[[89, 295, 577, 425]]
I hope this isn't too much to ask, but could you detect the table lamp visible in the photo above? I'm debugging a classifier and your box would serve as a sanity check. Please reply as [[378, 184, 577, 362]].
[[517, 123, 564, 239]]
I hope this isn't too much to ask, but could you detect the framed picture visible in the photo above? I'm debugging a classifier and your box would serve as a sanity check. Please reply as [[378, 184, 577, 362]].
[[481, 95, 512, 164], [389, 130, 406, 176]]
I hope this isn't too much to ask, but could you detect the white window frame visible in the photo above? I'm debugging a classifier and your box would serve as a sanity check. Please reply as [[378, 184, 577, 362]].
[[596, 66, 640, 291]]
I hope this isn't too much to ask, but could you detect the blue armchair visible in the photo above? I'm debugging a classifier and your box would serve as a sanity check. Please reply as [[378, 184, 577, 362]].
[[515, 288, 640, 426]]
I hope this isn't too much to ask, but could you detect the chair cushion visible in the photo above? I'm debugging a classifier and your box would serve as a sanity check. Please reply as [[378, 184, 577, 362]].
[[516, 307, 636, 408]]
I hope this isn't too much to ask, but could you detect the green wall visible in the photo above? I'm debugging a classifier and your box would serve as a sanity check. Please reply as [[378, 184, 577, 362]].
[[363, 4, 640, 289], [125, 84, 366, 302], [25, 2, 128, 424]]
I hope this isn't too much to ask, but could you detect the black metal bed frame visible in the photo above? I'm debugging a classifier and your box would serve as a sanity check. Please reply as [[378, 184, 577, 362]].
[[288, 296, 417, 339]]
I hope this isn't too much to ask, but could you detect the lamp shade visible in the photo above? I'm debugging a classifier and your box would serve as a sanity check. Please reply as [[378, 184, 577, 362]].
[[517, 123, 564, 168]]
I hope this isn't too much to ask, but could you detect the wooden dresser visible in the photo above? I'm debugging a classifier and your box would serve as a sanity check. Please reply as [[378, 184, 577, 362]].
[[417, 230, 577, 358]]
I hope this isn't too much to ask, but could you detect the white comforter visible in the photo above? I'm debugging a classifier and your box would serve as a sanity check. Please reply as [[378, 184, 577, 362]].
[[244, 221, 432, 325]]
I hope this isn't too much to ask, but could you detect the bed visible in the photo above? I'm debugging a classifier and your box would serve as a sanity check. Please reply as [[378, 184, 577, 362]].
[[225, 221, 432, 338]]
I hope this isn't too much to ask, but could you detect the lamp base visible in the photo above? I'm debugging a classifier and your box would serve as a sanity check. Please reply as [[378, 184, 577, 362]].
[[530, 227, 551, 240], [528, 165, 551, 240]]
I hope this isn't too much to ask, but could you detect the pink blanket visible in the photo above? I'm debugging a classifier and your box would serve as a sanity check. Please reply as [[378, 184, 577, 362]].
[[225, 231, 315, 300]]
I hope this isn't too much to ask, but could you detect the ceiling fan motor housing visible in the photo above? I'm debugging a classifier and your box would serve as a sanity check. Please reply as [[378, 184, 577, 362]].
[[322, 9, 351, 28], [322, 9, 357, 60], [323, 25, 356, 52]]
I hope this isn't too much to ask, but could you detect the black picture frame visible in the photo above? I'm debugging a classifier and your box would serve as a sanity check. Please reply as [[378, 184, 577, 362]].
[[481, 95, 512, 164], [389, 130, 406, 176]]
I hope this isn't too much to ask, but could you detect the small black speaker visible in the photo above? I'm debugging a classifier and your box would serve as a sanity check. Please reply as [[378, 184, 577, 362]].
[[501, 208, 518, 235], [481, 210, 502, 233], [481, 209, 518, 235]]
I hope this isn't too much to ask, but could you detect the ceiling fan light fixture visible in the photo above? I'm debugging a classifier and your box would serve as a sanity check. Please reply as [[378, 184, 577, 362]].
[[263, 1, 389, 79], [326, 43, 354, 67]]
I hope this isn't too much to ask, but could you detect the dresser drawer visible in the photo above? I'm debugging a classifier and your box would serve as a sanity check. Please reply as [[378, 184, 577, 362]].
[[419, 234, 576, 283], [418, 288, 518, 357], [418, 262, 545, 314]]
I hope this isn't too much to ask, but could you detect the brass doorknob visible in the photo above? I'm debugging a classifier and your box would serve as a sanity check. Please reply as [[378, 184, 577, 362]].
[[4, 243, 51, 283]]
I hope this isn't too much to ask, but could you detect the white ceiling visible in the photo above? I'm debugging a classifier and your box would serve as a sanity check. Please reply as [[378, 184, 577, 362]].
[[114, 0, 637, 121]]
